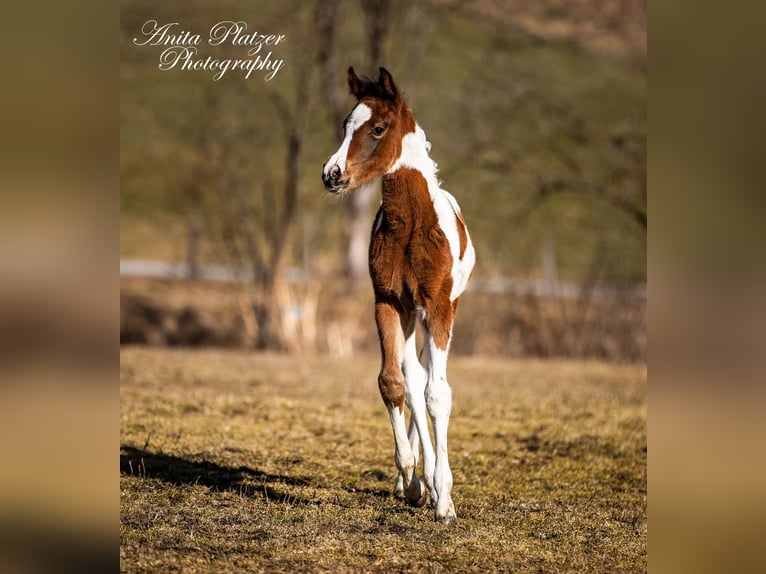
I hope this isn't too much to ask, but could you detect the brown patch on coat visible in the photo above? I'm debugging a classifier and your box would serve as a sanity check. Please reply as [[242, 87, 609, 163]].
[[454, 207, 468, 260], [375, 300, 407, 410], [369, 167, 455, 352]]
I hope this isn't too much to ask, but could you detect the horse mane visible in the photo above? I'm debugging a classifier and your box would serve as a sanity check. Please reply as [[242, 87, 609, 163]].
[[416, 126, 440, 183], [349, 74, 399, 103], [393, 124, 442, 190]]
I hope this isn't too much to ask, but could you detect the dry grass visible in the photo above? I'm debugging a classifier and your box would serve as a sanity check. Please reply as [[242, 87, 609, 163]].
[[120, 348, 646, 572]]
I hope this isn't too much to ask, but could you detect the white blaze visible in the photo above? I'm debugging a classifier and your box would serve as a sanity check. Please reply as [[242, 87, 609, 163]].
[[323, 103, 372, 177]]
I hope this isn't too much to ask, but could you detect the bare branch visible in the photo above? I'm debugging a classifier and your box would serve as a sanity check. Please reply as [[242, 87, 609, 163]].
[[315, 0, 345, 132]]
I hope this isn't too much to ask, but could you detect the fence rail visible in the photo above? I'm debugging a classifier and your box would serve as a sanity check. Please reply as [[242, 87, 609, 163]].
[[120, 258, 646, 300]]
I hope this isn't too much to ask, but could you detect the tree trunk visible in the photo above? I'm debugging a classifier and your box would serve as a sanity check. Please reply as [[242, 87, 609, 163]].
[[253, 271, 283, 350], [315, 0, 345, 132], [345, 182, 376, 283], [256, 127, 302, 350], [343, 0, 392, 286]]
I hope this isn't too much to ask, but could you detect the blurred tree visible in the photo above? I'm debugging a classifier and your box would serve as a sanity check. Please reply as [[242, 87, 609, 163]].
[[316, 0, 346, 132], [167, 2, 320, 350], [345, 0, 393, 285], [533, 108, 647, 232]]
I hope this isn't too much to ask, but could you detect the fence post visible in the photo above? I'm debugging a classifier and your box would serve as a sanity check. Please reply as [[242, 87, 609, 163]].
[[542, 233, 558, 297], [303, 215, 317, 278], [187, 215, 201, 280]]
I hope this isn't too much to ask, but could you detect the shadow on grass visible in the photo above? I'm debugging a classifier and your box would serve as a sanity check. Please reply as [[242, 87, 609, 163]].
[[120, 445, 319, 505]]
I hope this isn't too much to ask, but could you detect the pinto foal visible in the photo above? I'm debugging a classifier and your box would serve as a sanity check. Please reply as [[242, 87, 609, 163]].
[[322, 67, 475, 524]]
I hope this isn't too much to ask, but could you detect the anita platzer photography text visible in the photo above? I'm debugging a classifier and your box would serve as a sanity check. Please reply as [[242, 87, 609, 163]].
[[133, 19, 286, 81]]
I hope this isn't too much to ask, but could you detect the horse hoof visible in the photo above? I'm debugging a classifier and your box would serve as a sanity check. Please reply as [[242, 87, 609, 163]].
[[435, 498, 456, 524], [406, 492, 428, 508], [403, 479, 427, 507]]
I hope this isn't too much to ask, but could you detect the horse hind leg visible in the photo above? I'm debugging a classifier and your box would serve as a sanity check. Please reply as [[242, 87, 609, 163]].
[[424, 308, 457, 524]]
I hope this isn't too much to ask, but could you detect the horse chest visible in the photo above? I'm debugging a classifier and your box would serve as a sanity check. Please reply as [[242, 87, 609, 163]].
[[369, 220, 451, 305]]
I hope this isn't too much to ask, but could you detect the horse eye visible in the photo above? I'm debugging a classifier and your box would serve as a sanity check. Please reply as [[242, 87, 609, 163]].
[[372, 126, 385, 137]]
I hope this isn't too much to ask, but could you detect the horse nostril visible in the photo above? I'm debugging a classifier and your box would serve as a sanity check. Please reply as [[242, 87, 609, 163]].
[[330, 165, 341, 180]]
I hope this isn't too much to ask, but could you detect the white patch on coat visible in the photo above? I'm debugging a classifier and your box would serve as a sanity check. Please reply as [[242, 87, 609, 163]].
[[387, 124, 475, 301], [323, 103, 372, 178]]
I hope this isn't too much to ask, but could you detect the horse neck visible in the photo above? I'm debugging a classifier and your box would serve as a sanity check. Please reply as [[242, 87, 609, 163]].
[[380, 125, 437, 223], [380, 165, 435, 231]]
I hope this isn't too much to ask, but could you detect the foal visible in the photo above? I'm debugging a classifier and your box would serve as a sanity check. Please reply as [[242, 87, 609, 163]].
[[322, 67, 475, 524]]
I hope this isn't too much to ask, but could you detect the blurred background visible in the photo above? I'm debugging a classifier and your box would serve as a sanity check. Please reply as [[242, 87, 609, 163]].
[[7, 1, 766, 571], [120, 0, 646, 362]]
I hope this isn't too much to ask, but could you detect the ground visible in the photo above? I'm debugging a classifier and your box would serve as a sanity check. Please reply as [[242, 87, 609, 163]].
[[120, 348, 646, 572]]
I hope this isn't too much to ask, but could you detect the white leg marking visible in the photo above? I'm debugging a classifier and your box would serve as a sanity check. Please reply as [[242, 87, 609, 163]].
[[395, 414, 420, 499], [394, 472, 404, 499], [387, 404, 425, 506], [426, 337, 456, 524], [402, 326, 436, 506]]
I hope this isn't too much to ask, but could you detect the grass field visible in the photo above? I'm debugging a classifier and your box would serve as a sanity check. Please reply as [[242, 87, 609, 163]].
[[120, 348, 646, 572]]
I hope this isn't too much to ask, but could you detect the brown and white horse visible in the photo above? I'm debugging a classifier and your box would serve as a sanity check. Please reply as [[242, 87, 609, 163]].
[[322, 67, 475, 524]]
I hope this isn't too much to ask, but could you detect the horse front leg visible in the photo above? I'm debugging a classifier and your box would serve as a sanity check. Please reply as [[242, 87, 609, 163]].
[[402, 315, 435, 507], [394, 416, 422, 501], [375, 301, 425, 506]]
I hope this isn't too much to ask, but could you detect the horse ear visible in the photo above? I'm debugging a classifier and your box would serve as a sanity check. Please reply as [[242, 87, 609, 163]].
[[378, 67, 399, 101], [348, 67, 365, 99]]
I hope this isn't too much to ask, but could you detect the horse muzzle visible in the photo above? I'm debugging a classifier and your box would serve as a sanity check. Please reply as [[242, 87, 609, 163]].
[[322, 163, 349, 192]]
